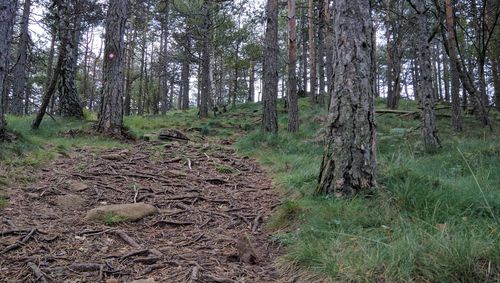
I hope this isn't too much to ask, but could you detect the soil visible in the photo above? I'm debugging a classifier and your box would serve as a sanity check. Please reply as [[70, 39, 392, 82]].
[[0, 140, 286, 282]]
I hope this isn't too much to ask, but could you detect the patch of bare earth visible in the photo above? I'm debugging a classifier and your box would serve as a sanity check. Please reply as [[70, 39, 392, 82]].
[[0, 141, 286, 282]]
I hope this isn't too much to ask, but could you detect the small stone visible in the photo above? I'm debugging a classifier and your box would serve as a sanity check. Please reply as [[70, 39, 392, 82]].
[[84, 203, 158, 223], [68, 180, 89, 192], [55, 194, 86, 210], [106, 279, 119, 283]]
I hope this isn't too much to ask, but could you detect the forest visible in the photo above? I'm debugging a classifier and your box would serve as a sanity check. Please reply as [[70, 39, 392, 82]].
[[0, 0, 499, 282]]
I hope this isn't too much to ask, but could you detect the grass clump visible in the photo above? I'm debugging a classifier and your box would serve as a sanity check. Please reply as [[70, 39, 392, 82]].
[[102, 213, 127, 226], [215, 164, 235, 174]]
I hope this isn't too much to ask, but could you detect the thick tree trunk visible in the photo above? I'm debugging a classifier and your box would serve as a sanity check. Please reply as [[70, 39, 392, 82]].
[[308, 0, 317, 104], [0, 0, 16, 138], [445, 0, 463, 131], [58, 0, 83, 119], [415, 2, 440, 149], [288, 0, 299, 132], [317, 0, 377, 197], [11, 0, 31, 116], [97, 0, 128, 136], [262, 0, 278, 133]]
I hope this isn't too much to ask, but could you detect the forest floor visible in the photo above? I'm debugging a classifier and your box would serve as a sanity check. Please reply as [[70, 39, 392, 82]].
[[0, 139, 286, 282], [1, 98, 499, 282]]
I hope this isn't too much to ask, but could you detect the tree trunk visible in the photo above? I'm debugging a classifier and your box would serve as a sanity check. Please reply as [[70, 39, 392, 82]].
[[317, 0, 377, 197], [415, 1, 440, 149], [288, 0, 299, 132], [317, 0, 325, 106], [11, 0, 30, 116], [444, 0, 463, 131], [181, 34, 190, 110], [324, 0, 333, 102], [442, 46, 450, 102], [58, 0, 83, 119], [301, 3, 308, 94], [199, 1, 211, 118], [492, 58, 500, 109], [97, 0, 128, 136], [138, 32, 146, 115], [124, 18, 136, 116], [308, 0, 317, 104], [0, 0, 16, 138], [262, 0, 279, 133], [248, 61, 255, 102], [160, 0, 170, 114]]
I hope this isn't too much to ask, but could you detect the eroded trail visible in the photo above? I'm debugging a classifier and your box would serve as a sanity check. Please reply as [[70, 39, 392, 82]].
[[0, 141, 284, 282]]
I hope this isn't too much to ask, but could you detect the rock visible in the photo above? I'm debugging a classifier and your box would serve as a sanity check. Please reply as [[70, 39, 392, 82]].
[[55, 194, 86, 210], [158, 128, 189, 142], [68, 180, 89, 192], [84, 203, 158, 223]]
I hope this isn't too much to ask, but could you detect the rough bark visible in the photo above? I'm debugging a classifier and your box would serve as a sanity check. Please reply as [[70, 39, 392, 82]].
[[300, 3, 307, 94], [181, 34, 190, 110], [317, 0, 377, 197], [124, 26, 135, 116], [308, 0, 317, 104], [445, 0, 463, 131], [11, 0, 31, 116], [97, 0, 128, 136], [0, 0, 16, 138], [415, 1, 440, 149], [58, 0, 83, 119], [288, 0, 299, 132], [262, 0, 278, 133]]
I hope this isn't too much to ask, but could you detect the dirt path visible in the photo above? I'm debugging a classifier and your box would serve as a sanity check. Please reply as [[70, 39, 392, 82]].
[[0, 141, 285, 282]]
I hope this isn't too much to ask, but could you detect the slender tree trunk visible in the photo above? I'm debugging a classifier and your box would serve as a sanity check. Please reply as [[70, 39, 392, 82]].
[[97, 0, 128, 136], [301, 3, 308, 94], [199, 1, 211, 118], [248, 61, 255, 102], [317, 0, 325, 106], [138, 32, 146, 115], [89, 40, 102, 111], [288, 0, 299, 132], [445, 0, 463, 131], [81, 27, 93, 108], [317, 0, 376, 197], [492, 58, 500, 109], [11, 0, 31, 116], [0, 0, 16, 138], [160, 0, 170, 114], [308, 0, 317, 104], [415, 2, 440, 149], [262, 0, 279, 133], [181, 35, 190, 110], [442, 46, 450, 102]]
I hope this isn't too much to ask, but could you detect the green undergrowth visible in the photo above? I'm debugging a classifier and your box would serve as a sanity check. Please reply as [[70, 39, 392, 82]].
[[235, 99, 499, 282]]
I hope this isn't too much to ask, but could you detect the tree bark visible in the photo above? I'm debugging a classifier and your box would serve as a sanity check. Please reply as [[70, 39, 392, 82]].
[[181, 34, 190, 110], [324, 0, 333, 102], [317, 0, 377, 197], [160, 0, 170, 114], [248, 61, 255, 102], [199, 1, 211, 118], [415, 1, 440, 149], [317, 0, 325, 106], [97, 0, 128, 136], [11, 0, 31, 116], [308, 0, 317, 104], [0, 0, 16, 138], [288, 0, 299, 132], [300, 3, 308, 94], [262, 0, 279, 133], [58, 0, 83, 119], [444, 0, 463, 131]]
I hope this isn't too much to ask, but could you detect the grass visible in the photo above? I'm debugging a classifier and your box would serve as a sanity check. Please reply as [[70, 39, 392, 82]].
[[1, 98, 499, 282]]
